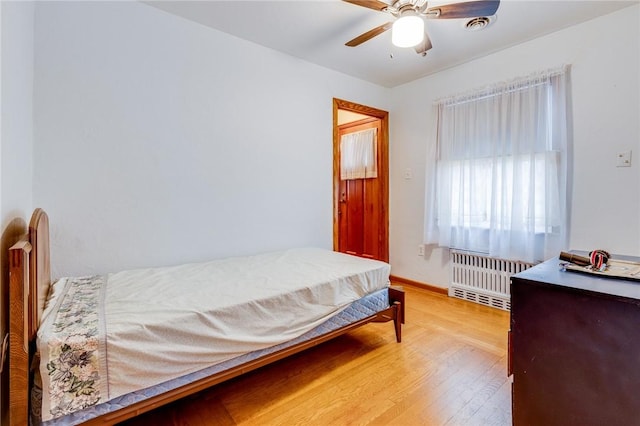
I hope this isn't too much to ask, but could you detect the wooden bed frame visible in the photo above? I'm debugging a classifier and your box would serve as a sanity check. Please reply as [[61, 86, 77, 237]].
[[9, 208, 405, 425]]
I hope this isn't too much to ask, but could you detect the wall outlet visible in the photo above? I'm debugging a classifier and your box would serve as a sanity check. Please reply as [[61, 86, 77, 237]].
[[418, 244, 425, 256], [616, 151, 632, 167]]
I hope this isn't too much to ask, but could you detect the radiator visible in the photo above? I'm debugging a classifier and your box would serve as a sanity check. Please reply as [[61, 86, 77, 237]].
[[449, 250, 535, 311]]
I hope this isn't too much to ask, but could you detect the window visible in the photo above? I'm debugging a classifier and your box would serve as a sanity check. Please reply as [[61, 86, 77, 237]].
[[340, 128, 378, 180], [424, 66, 570, 263]]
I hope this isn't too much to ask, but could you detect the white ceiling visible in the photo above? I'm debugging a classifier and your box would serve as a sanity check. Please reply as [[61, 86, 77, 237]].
[[144, 0, 638, 87]]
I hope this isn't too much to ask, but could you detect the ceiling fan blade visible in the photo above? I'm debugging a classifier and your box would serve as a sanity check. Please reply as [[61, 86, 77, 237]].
[[342, 0, 390, 12], [414, 30, 433, 56], [426, 1, 500, 19], [345, 22, 393, 47]]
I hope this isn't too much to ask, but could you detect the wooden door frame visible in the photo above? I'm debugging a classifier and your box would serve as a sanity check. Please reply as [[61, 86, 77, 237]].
[[333, 98, 389, 263]]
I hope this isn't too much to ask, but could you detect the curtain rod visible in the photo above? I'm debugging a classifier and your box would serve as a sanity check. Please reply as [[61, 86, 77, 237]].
[[435, 64, 570, 107]]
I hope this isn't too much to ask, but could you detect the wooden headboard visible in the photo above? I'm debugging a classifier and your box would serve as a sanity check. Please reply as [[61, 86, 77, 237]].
[[9, 208, 51, 425], [29, 208, 52, 334]]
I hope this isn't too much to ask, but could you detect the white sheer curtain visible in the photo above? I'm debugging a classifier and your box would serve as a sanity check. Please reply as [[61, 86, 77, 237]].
[[424, 66, 570, 263], [340, 128, 378, 180]]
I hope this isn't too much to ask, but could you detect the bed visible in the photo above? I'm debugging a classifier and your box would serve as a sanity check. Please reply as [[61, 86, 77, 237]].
[[9, 208, 404, 425]]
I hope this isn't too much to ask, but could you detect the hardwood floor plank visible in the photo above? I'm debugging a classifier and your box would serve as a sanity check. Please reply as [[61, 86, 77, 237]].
[[443, 356, 510, 425], [460, 374, 513, 426], [382, 346, 495, 425], [121, 286, 512, 426]]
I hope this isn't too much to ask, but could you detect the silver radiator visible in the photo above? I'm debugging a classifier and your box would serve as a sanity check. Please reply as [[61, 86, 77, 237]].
[[449, 250, 534, 311]]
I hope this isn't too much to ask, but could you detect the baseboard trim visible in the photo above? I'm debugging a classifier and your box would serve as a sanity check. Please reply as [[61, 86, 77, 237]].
[[389, 275, 448, 295]]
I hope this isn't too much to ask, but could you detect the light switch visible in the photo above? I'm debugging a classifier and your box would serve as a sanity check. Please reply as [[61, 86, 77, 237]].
[[404, 168, 413, 180], [616, 151, 632, 167]]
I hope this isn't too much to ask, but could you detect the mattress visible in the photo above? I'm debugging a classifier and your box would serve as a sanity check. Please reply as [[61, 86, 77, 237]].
[[36, 248, 390, 423], [36, 287, 390, 425]]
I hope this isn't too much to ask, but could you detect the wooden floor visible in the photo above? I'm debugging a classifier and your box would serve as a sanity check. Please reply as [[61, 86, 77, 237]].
[[121, 286, 512, 426]]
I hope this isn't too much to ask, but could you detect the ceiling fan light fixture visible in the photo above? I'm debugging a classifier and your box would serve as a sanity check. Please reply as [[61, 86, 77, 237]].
[[391, 14, 424, 48]]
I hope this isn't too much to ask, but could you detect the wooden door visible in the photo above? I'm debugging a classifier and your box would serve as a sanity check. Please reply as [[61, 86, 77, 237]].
[[333, 99, 389, 262]]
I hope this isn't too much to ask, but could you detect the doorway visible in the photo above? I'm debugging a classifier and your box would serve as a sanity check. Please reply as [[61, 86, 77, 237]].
[[333, 98, 389, 263]]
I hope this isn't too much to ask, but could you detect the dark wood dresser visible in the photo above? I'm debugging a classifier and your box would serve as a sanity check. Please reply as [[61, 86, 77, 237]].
[[509, 255, 640, 426]]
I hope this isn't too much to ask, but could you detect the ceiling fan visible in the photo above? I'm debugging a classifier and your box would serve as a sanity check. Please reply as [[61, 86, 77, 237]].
[[343, 0, 500, 56]]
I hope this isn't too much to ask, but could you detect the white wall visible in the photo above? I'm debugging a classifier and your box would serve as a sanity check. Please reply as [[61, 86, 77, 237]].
[[389, 5, 640, 288], [0, 1, 34, 423], [1, 0, 34, 230], [33, 1, 389, 278]]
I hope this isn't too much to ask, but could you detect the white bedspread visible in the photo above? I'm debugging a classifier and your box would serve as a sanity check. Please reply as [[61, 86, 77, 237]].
[[37, 248, 390, 421]]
